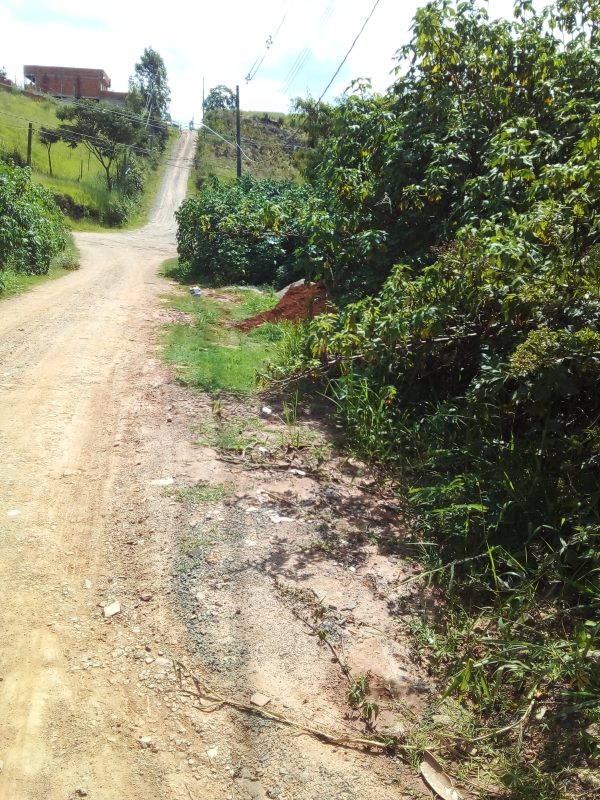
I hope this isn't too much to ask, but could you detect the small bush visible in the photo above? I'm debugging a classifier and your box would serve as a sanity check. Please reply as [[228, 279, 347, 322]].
[[102, 197, 130, 227], [0, 163, 68, 277]]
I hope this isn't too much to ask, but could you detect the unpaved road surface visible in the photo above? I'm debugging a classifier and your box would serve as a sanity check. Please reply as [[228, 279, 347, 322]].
[[0, 132, 430, 800]]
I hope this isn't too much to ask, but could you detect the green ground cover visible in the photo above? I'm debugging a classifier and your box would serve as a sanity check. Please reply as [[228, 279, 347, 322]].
[[160, 259, 280, 395]]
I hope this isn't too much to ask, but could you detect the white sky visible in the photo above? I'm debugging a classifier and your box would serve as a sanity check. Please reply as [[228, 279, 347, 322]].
[[1, 0, 520, 123]]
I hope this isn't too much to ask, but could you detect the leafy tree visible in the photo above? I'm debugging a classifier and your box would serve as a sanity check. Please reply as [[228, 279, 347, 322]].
[[37, 127, 61, 176], [56, 101, 140, 190], [129, 47, 171, 121], [203, 85, 236, 113]]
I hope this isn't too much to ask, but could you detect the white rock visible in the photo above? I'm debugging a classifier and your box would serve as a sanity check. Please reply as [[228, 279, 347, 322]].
[[260, 406, 273, 417], [6, 509, 20, 517], [206, 746, 219, 760], [103, 601, 121, 619], [150, 477, 174, 486], [250, 692, 271, 708]]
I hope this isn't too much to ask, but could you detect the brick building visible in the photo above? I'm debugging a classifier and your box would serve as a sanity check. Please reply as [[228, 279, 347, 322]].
[[23, 65, 127, 104]]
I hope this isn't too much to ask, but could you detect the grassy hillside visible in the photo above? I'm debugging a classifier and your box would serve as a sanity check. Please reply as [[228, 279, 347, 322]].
[[192, 109, 305, 189], [0, 90, 109, 206], [0, 88, 174, 227]]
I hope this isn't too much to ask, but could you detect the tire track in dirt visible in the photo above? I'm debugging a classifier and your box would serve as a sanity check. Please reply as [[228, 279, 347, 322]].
[[0, 132, 197, 800]]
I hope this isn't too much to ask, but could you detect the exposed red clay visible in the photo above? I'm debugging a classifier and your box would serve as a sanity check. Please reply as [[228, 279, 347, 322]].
[[236, 281, 331, 330]]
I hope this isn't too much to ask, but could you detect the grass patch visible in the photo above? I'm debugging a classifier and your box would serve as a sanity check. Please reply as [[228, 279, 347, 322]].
[[166, 483, 232, 504], [164, 323, 274, 394], [195, 417, 265, 451], [0, 235, 79, 299], [160, 272, 282, 395]]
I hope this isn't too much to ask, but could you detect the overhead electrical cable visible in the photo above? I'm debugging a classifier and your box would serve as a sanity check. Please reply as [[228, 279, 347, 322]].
[[245, 1, 291, 83], [282, 0, 337, 93], [199, 120, 255, 162], [318, 0, 383, 102]]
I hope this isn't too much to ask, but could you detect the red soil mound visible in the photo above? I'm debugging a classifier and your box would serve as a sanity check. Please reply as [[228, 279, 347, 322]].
[[236, 281, 331, 331]]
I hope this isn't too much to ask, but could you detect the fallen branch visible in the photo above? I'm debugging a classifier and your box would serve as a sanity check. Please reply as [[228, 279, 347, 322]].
[[172, 660, 401, 752]]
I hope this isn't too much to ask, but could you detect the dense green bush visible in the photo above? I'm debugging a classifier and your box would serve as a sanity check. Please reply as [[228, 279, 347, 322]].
[[264, 1, 600, 787], [0, 163, 68, 282], [175, 175, 313, 287], [295, 0, 600, 302]]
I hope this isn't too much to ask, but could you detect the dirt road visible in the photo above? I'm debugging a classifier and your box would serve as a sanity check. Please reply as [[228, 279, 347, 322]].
[[0, 132, 428, 800]]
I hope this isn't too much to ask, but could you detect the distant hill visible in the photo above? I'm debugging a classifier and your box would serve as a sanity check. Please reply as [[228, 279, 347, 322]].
[[192, 109, 306, 188]]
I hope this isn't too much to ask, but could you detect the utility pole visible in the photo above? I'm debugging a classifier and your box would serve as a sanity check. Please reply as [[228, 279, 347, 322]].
[[235, 84, 242, 179], [202, 78, 205, 120], [26, 122, 33, 166]]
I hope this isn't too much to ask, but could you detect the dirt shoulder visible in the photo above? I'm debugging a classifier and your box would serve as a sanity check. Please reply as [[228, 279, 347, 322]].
[[0, 130, 433, 800]]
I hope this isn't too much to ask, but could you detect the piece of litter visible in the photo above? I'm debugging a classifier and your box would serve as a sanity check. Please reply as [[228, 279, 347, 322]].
[[260, 406, 273, 417], [420, 751, 463, 800], [288, 469, 306, 477], [206, 746, 218, 760], [189, 286, 203, 296], [103, 601, 121, 619], [84, 579, 92, 590], [250, 692, 271, 707], [150, 478, 174, 486], [245, 507, 260, 513], [6, 509, 20, 517], [270, 515, 295, 524]]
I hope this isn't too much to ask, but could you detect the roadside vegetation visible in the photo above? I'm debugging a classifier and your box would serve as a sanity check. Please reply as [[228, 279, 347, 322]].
[[173, 1, 600, 796], [160, 258, 280, 395], [0, 161, 78, 293]]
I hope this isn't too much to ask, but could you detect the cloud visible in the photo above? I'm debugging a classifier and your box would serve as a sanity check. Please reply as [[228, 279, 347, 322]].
[[1, 0, 524, 122]]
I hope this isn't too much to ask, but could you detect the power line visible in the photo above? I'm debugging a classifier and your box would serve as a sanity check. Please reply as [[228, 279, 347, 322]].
[[245, 1, 291, 83], [198, 120, 255, 163], [318, 0, 383, 102], [282, 0, 337, 94]]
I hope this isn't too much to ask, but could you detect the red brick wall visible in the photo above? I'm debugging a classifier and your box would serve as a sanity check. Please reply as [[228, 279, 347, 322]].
[[23, 67, 110, 99]]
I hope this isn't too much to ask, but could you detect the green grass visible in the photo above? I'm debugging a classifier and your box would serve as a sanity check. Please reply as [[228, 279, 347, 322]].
[[0, 236, 80, 299], [160, 266, 281, 395], [0, 90, 108, 202], [0, 89, 177, 229], [166, 483, 233, 504]]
